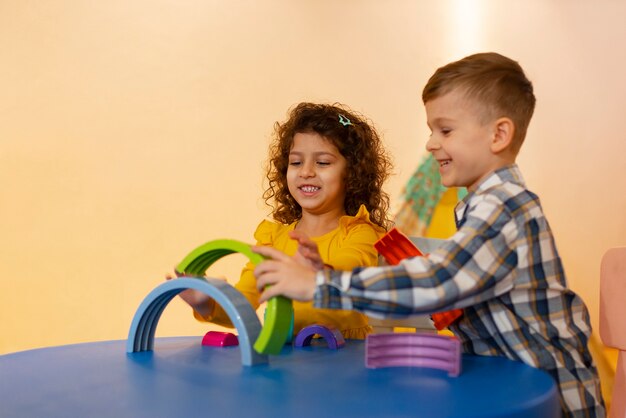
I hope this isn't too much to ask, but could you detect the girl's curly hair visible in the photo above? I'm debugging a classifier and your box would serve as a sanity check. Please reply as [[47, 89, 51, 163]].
[[263, 102, 392, 230]]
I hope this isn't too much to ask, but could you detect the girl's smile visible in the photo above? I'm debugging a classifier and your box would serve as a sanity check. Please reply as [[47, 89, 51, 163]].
[[297, 185, 321, 197]]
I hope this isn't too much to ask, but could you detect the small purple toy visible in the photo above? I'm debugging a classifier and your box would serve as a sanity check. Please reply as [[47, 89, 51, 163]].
[[202, 331, 239, 347], [365, 332, 461, 376], [293, 324, 345, 350]]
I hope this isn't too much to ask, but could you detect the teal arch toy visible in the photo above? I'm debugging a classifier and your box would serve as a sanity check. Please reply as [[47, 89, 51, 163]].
[[176, 239, 294, 355], [127, 277, 267, 365]]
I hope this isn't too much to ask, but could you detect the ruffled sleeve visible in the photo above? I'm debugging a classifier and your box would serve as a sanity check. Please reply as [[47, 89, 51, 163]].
[[253, 219, 282, 246], [338, 204, 386, 238]]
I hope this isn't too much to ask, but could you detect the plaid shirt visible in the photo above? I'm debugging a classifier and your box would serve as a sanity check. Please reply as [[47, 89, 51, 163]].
[[315, 165, 605, 418]]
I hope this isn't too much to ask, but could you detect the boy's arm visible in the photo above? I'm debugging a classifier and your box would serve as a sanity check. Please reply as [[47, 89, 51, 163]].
[[257, 196, 519, 316], [254, 224, 380, 302], [314, 197, 519, 316]]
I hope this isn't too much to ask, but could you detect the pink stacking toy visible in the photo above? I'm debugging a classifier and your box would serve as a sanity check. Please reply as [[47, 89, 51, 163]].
[[366, 332, 461, 377], [202, 331, 239, 347]]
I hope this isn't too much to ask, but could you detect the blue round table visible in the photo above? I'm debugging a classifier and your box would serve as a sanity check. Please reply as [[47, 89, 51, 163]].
[[0, 337, 559, 418]]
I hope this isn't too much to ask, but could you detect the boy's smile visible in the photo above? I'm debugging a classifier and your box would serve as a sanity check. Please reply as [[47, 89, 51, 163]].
[[425, 90, 503, 192]]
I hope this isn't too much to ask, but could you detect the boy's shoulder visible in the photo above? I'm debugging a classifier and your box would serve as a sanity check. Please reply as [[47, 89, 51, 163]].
[[468, 166, 542, 218], [474, 165, 533, 197], [476, 181, 536, 205]]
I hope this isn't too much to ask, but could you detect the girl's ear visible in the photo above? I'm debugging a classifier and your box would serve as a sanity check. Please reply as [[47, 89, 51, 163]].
[[491, 117, 515, 153]]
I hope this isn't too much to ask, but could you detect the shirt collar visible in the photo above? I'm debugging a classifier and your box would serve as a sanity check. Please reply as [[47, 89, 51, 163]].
[[454, 164, 525, 228], [474, 164, 526, 193]]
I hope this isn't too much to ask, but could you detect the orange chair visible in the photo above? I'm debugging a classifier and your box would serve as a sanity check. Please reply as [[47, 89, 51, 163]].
[[599, 247, 626, 418]]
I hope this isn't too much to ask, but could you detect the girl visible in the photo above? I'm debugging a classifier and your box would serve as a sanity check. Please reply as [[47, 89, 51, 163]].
[[174, 102, 392, 339]]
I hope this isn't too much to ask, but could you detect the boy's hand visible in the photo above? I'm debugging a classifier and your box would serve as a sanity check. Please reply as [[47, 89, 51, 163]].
[[253, 246, 317, 303]]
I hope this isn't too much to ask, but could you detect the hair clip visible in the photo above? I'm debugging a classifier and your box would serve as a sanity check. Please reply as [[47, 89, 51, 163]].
[[338, 114, 352, 126]]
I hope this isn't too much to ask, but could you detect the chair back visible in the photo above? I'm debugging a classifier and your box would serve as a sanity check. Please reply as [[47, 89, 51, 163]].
[[599, 247, 626, 418]]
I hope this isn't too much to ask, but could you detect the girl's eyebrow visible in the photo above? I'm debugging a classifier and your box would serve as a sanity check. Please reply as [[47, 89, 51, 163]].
[[289, 151, 338, 157]]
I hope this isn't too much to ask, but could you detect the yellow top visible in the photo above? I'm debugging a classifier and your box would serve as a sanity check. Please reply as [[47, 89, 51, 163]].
[[425, 187, 461, 239], [194, 205, 386, 339]]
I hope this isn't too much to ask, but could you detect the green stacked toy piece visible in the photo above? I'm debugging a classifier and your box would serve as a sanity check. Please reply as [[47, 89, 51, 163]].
[[176, 239, 294, 355]]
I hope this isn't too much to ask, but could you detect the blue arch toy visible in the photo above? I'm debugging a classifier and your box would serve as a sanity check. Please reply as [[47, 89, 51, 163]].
[[126, 277, 268, 366], [127, 239, 294, 364]]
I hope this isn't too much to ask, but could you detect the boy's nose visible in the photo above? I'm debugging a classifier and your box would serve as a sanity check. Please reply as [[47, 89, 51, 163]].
[[425, 135, 440, 152]]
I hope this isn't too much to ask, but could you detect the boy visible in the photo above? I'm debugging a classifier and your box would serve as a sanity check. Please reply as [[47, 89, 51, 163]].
[[253, 52, 605, 417]]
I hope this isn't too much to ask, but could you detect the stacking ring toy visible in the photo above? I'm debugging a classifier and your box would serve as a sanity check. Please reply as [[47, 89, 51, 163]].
[[176, 239, 294, 355]]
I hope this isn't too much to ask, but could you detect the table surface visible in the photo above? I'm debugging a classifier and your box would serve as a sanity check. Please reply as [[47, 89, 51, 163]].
[[0, 336, 560, 418]]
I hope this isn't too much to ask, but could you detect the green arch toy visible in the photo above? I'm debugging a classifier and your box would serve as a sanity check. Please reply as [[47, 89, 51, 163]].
[[176, 239, 294, 355]]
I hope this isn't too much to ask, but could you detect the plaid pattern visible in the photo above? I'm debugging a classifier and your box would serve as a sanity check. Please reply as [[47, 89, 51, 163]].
[[315, 165, 605, 417]]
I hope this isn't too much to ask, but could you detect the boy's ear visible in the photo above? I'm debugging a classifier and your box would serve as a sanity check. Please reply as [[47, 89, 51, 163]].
[[491, 117, 515, 153]]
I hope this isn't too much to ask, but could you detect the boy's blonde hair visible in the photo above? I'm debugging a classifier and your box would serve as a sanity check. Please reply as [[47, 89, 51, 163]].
[[422, 52, 536, 153]]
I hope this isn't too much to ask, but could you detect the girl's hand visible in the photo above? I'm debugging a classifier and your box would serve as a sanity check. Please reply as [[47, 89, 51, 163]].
[[289, 230, 326, 271], [165, 269, 215, 318], [252, 246, 317, 303]]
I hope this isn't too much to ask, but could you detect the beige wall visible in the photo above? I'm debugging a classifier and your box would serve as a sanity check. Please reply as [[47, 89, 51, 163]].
[[1, 1, 625, 354]]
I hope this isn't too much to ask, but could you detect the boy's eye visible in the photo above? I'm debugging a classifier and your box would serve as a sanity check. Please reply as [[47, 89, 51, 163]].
[[289, 160, 301, 166], [441, 128, 452, 136], [317, 161, 331, 166]]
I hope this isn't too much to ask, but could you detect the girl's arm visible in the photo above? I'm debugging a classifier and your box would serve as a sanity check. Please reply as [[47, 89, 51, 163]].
[[205, 262, 261, 326], [199, 220, 277, 326], [166, 271, 223, 321]]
